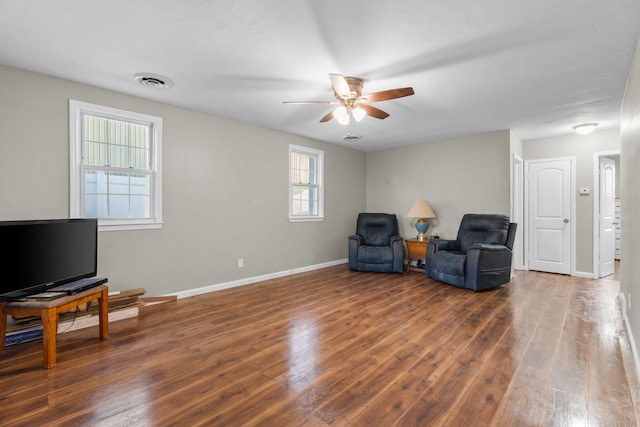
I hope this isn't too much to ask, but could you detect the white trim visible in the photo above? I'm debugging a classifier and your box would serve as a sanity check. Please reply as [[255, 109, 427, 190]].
[[288, 144, 324, 222], [511, 154, 524, 270], [69, 100, 83, 218], [171, 259, 347, 299], [523, 160, 530, 271], [592, 149, 620, 278], [619, 293, 640, 386], [288, 217, 324, 223], [97, 221, 163, 231], [570, 157, 577, 276], [69, 99, 163, 231], [573, 271, 594, 279]]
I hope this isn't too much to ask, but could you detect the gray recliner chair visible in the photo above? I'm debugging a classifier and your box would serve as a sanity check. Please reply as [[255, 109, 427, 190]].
[[348, 213, 404, 273], [425, 214, 517, 291]]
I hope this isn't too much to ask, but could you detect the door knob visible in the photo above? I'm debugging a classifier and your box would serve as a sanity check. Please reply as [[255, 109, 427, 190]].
[[563, 218, 569, 223]]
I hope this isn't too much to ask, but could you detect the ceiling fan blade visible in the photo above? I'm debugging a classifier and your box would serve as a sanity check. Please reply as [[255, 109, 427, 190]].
[[330, 74, 352, 99], [283, 100, 337, 104], [319, 110, 334, 123], [362, 87, 415, 103], [359, 104, 389, 120]]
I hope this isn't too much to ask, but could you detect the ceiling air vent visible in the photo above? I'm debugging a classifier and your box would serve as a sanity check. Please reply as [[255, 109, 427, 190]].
[[343, 133, 362, 142], [134, 73, 173, 89]]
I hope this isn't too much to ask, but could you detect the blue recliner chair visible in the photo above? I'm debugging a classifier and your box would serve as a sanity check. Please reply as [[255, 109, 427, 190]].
[[425, 214, 517, 291], [348, 213, 404, 273]]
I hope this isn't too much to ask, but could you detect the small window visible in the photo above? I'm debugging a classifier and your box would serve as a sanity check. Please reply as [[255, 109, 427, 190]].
[[289, 144, 324, 222], [70, 100, 162, 231]]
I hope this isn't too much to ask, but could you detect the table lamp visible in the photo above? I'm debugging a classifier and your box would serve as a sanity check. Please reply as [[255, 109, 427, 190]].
[[406, 199, 436, 241]]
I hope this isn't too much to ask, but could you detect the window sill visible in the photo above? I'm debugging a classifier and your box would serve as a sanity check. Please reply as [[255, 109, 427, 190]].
[[288, 217, 324, 223], [98, 220, 163, 232]]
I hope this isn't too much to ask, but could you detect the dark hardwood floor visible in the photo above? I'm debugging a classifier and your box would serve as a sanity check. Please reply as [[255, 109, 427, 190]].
[[1, 264, 638, 426]]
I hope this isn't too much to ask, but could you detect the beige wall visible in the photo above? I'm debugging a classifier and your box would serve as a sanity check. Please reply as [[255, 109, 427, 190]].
[[620, 32, 640, 367], [366, 130, 512, 240], [0, 65, 367, 296], [523, 128, 620, 274]]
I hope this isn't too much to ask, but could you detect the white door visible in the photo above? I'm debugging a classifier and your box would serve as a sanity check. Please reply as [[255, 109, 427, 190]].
[[528, 159, 572, 274], [599, 157, 616, 277]]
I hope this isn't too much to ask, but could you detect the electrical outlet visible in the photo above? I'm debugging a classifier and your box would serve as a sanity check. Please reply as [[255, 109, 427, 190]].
[[238, 258, 244, 268]]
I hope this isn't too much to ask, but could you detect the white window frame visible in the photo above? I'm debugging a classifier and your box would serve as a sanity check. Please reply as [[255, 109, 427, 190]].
[[69, 99, 163, 231], [289, 144, 324, 222]]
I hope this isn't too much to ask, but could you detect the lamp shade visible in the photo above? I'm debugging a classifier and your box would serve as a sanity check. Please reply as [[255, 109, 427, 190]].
[[406, 200, 436, 219]]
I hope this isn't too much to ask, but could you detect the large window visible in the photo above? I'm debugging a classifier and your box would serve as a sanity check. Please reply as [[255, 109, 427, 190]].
[[289, 144, 324, 222], [70, 100, 163, 230]]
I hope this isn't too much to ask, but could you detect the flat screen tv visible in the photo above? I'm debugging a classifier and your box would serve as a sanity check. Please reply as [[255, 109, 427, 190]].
[[0, 218, 98, 301]]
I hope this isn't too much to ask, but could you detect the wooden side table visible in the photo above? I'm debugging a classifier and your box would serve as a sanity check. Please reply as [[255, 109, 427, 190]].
[[0, 284, 109, 369], [405, 238, 428, 273]]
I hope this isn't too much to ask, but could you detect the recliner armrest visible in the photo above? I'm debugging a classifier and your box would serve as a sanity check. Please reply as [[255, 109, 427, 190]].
[[466, 243, 514, 291], [468, 243, 511, 252], [390, 235, 404, 273], [348, 234, 363, 271], [430, 238, 460, 252], [348, 234, 363, 245], [425, 238, 461, 279], [390, 235, 404, 244]]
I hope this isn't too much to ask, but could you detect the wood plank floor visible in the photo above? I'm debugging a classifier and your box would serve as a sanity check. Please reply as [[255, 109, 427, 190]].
[[1, 264, 638, 426]]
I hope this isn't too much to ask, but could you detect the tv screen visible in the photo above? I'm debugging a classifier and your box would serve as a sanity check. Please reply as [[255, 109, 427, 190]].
[[0, 218, 98, 300]]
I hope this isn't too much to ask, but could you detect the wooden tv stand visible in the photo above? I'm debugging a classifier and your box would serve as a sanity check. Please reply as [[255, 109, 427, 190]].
[[0, 284, 109, 369]]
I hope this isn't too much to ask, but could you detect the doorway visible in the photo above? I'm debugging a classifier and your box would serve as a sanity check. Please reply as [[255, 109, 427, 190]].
[[593, 150, 620, 278]]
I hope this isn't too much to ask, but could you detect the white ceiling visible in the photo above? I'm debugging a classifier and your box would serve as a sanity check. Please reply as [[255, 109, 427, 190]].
[[1, 0, 639, 151]]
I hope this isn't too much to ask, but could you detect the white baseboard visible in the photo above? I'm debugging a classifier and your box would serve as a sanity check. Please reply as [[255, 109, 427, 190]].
[[172, 259, 348, 300], [619, 292, 640, 385], [573, 271, 594, 279], [517, 267, 594, 279]]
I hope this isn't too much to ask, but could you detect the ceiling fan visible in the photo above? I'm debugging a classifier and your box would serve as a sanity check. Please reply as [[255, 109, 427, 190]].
[[284, 74, 414, 125]]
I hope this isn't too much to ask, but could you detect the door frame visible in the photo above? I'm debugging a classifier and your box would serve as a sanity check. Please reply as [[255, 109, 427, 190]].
[[593, 149, 620, 278], [524, 156, 576, 274], [512, 154, 524, 270]]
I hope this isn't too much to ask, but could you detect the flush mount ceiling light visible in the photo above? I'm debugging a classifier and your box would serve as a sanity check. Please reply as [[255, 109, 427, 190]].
[[134, 73, 173, 89], [572, 122, 598, 135]]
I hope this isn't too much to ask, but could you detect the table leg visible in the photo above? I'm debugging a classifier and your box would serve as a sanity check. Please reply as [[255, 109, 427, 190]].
[[42, 308, 58, 369], [98, 288, 109, 340], [0, 307, 6, 357]]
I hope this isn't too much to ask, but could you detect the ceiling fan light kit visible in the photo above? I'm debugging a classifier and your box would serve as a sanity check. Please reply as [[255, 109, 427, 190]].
[[333, 106, 350, 124], [352, 106, 366, 121], [284, 73, 414, 126]]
